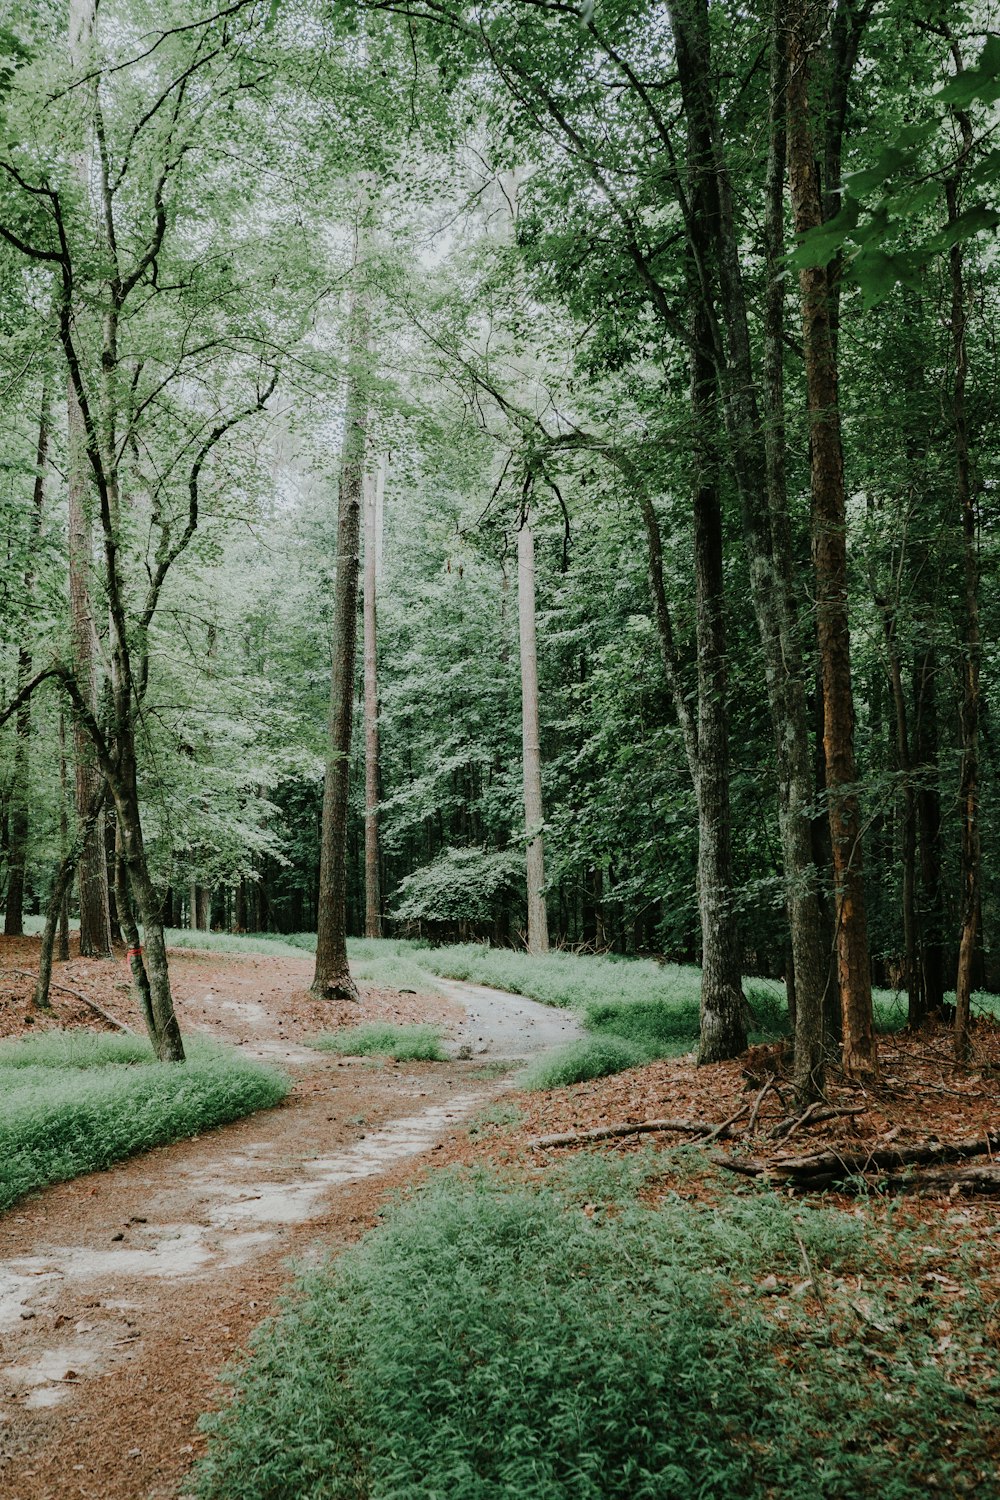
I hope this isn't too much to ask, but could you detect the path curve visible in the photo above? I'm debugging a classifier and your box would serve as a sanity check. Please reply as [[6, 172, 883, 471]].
[[0, 965, 579, 1500]]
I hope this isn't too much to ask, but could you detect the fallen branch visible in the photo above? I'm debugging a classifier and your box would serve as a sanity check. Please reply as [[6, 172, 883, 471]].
[[529, 1117, 742, 1150], [746, 1075, 776, 1135], [769, 1103, 868, 1141], [874, 1163, 1000, 1196], [771, 1131, 1000, 1178], [7, 968, 135, 1035], [698, 1102, 749, 1145], [717, 1130, 1000, 1190]]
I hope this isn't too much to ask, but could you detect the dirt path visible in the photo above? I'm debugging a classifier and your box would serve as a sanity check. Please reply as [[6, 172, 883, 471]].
[[0, 951, 580, 1500]]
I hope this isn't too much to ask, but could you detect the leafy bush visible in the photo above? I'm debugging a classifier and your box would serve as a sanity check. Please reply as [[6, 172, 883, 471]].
[[0, 1034, 289, 1211], [197, 1161, 999, 1500], [520, 1035, 652, 1090], [582, 997, 701, 1050], [308, 1023, 446, 1062], [390, 846, 524, 925]]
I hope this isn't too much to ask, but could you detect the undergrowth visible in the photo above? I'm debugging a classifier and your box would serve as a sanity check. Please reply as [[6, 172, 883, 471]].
[[307, 1023, 446, 1062], [0, 1033, 289, 1212], [197, 1156, 998, 1500]]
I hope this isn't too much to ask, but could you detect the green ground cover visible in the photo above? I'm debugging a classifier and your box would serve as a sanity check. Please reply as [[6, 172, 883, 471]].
[[0, 1032, 289, 1212], [307, 1023, 446, 1062], [196, 1154, 999, 1500]]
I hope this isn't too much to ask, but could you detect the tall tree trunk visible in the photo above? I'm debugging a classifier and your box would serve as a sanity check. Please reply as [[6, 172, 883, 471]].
[[668, 0, 828, 1102], [67, 0, 112, 959], [786, 0, 875, 1077], [518, 511, 549, 954], [112, 747, 184, 1061], [68, 386, 113, 958], [58, 715, 71, 961], [197, 885, 212, 932], [686, 152, 745, 1061], [363, 457, 382, 939], [115, 847, 157, 1042], [5, 391, 49, 936], [313, 252, 369, 1002], [34, 781, 108, 1010], [947, 103, 979, 1064], [913, 637, 945, 1011], [878, 598, 921, 1024]]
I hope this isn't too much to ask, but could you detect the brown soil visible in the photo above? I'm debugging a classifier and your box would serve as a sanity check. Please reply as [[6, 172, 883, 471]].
[[0, 935, 461, 1053]]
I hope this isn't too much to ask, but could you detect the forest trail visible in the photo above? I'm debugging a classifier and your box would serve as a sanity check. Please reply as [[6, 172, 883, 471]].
[[0, 952, 581, 1500]]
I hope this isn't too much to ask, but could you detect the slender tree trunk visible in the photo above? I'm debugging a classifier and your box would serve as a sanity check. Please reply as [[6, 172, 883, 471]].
[[913, 638, 945, 1011], [112, 748, 184, 1061], [115, 846, 156, 1041], [58, 713, 71, 960], [5, 392, 49, 936], [34, 781, 108, 1010], [313, 256, 369, 1001], [67, 0, 112, 959], [518, 512, 549, 954], [68, 384, 113, 958], [363, 458, 382, 939], [878, 599, 921, 1024], [948, 155, 979, 1065], [686, 175, 745, 1060], [786, 0, 875, 1077], [668, 0, 828, 1102]]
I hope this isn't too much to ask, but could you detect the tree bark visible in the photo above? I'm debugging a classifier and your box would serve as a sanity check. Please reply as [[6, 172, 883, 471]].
[[5, 391, 49, 937], [517, 511, 549, 955], [948, 152, 979, 1066], [313, 246, 369, 1001], [685, 154, 745, 1061], [878, 598, 920, 1024], [363, 456, 383, 939], [913, 638, 945, 1012], [786, 0, 875, 1077], [67, 0, 112, 960], [111, 744, 184, 1060], [34, 780, 108, 1011], [667, 0, 828, 1102]]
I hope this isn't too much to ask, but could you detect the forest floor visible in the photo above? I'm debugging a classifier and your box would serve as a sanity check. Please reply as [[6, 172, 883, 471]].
[[0, 939, 998, 1498]]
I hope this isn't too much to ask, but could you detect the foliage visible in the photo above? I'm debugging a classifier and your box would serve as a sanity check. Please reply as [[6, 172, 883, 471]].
[[307, 1023, 446, 1062], [391, 846, 524, 926], [0, 1035, 289, 1211], [792, 34, 1000, 305], [196, 1159, 999, 1500], [519, 1034, 652, 1090]]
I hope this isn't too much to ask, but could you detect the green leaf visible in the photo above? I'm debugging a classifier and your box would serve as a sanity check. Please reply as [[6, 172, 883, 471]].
[[855, 250, 902, 309], [937, 36, 1000, 108]]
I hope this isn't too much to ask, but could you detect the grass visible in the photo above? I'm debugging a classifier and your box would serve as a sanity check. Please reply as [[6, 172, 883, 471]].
[[520, 1034, 653, 1090], [307, 1023, 447, 1062], [196, 1155, 999, 1500], [0, 1032, 289, 1212], [162, 928, 308, 958]]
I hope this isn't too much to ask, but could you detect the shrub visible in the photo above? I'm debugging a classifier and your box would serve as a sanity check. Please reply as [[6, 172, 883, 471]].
[[308, 1023, 446, 1062], [519, 1035, 652, 1090]]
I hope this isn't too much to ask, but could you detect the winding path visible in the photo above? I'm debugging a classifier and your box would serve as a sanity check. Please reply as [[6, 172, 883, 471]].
[[0, 964, 578, 1500]]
